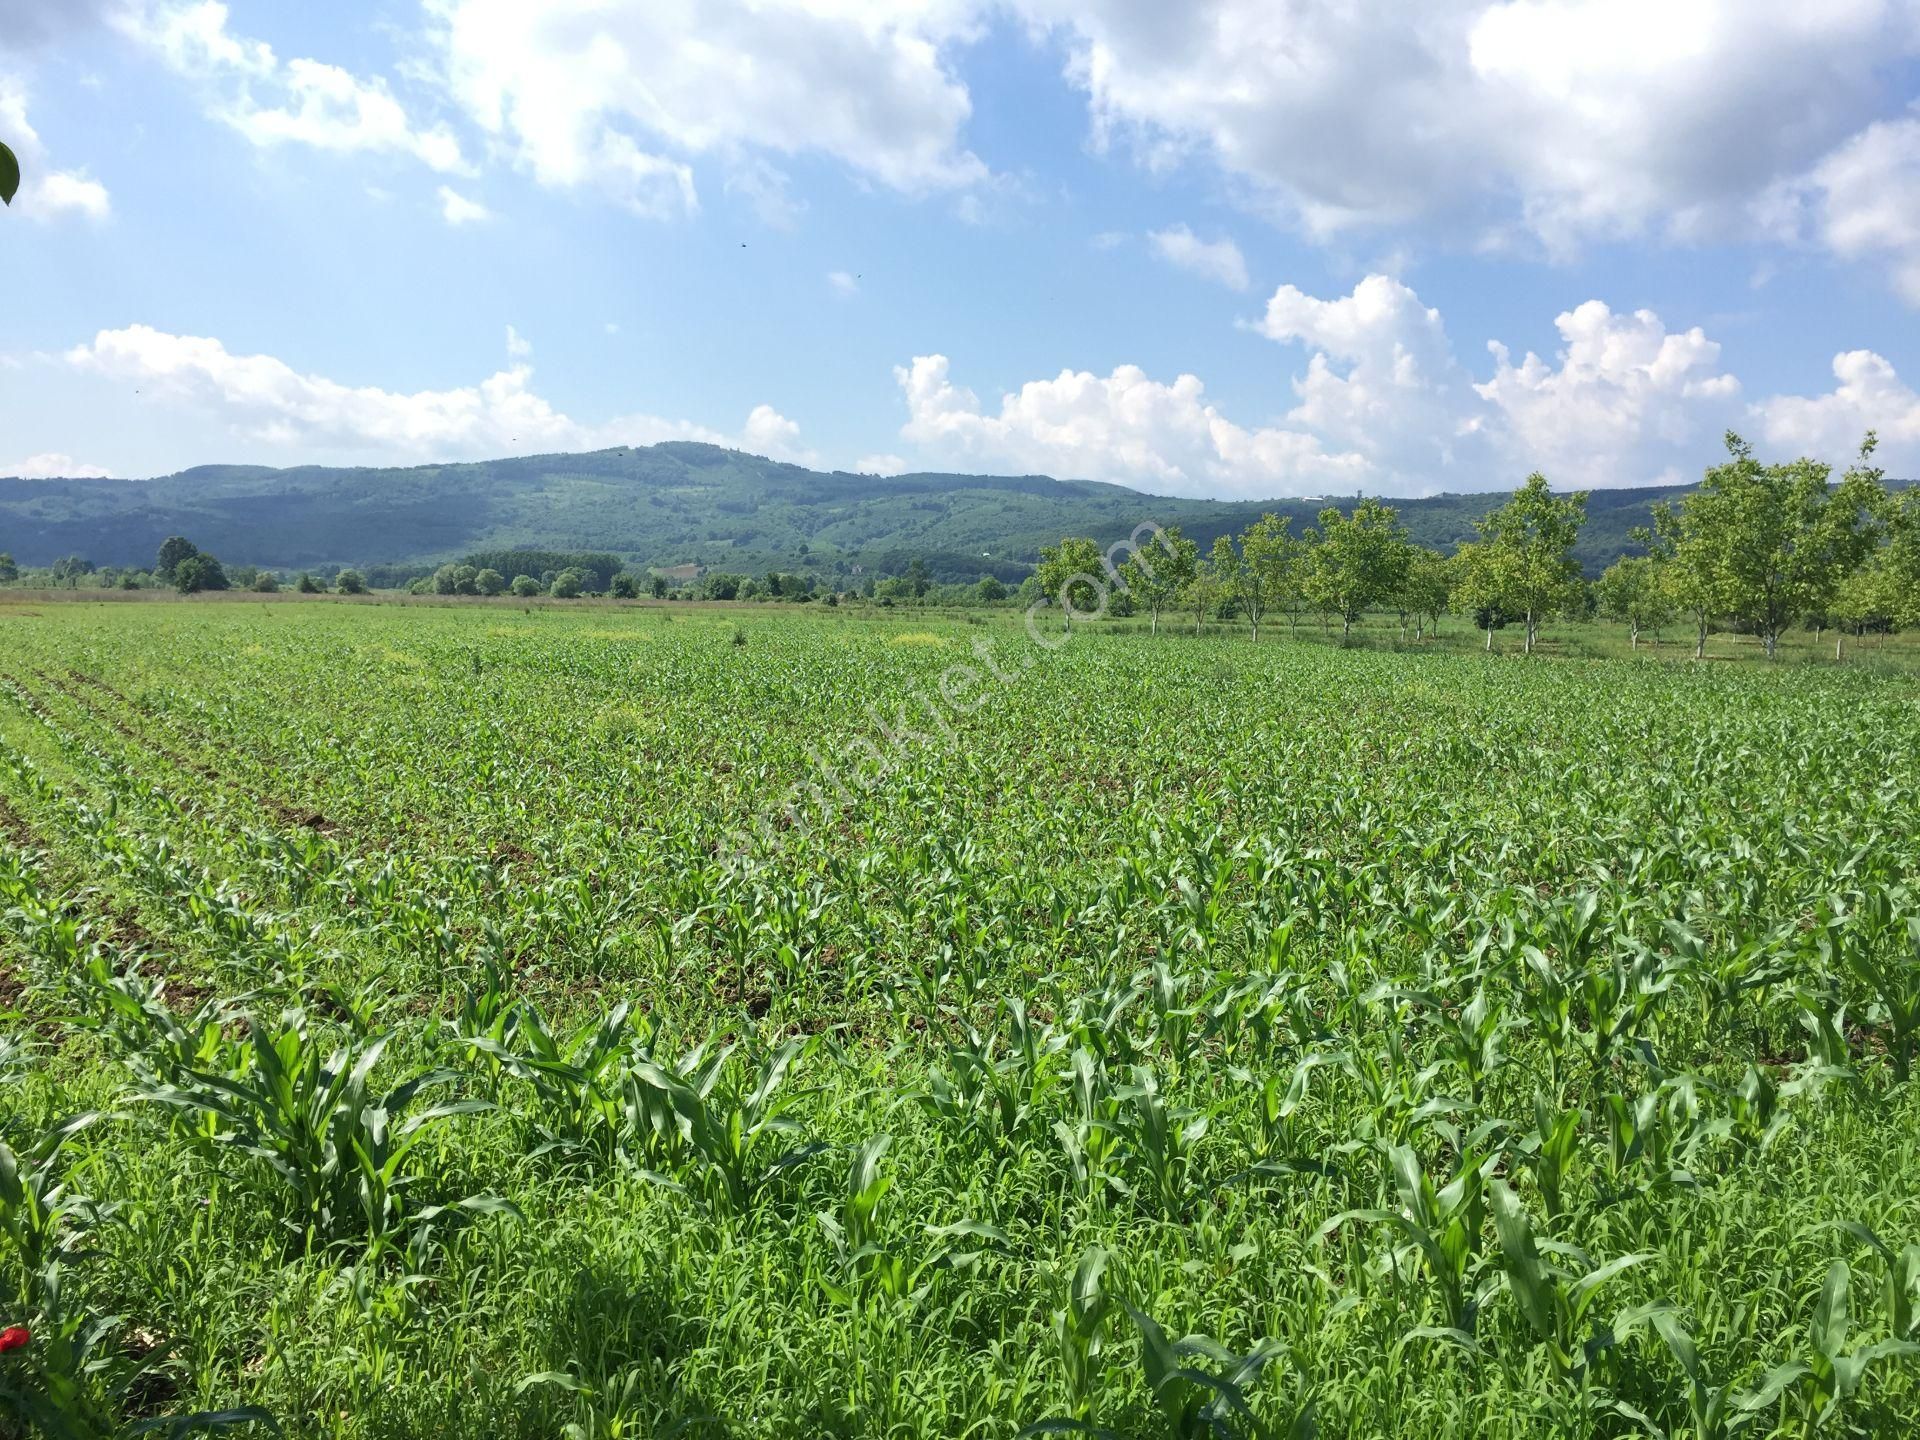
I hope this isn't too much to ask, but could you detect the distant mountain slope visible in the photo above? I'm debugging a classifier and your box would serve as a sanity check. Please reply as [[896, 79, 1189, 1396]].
[[1, 442, 1717, 579]]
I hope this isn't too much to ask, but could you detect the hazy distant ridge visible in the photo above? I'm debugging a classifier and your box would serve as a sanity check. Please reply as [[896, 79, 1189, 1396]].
[[0, 441, 1717, 578]]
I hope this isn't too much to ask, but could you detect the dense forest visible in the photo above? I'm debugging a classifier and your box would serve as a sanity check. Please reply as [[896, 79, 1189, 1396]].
[[0, 442, 1729, 581]]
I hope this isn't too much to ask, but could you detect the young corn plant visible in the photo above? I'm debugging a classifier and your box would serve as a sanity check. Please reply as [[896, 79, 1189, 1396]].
[[815, 1134, 915, 1303], [631, 1035, 827, 1215], [133, 1009, 509, 1255], [1818, 889, 1920, 1082], [1053, 1048, 1124, 1208], [1734, 1259, 1920, 1434], [1049, 1247, 1115, 1427], [1615, 1309, 1750, 1440], [1520, 1095, 1582, 1221], [1104, 1067, 1210, 1219], [1834, 1222, 1920, 1342], [458, 996, 649, 1168], [1120, 1304, 1308, 1440], [1233, 1051, 1336, 1181], [1490, 1180, 1651, 1387], [1325, 1138, 1500, 1342]]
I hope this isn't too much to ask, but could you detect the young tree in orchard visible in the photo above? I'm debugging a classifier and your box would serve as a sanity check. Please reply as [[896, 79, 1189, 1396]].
[[1120, 524, 1196, 636], [1208, 533, 1265, 640], [1301, 498, 1412, 641], [0, 552, 17, 583], [1595, 555, 1675, 650], [1639, 503, 1716, 659], [1398, 548, 1452, 640], [1826, 562, 1895, 661], [1036, 536, 1107, 628], [1186, 549, 1221, 636], [0, 140, 18, 207], [1677, 432, 1885, 659], [1473, 473, 1589, 655], [1882, 487, 1920, 629], [1241, 514, 1303, 637], [1451, 541, 1508, 650]]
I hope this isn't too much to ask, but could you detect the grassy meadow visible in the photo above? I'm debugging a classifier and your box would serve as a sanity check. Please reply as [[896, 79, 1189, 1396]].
[[3, 597, 1920, 1438]]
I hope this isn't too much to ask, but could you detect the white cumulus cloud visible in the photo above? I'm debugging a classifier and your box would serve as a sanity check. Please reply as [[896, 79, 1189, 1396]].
[[1802, 113, 1920, 305], [4, 452, 113, 479], [439, 185, 492, 224], [1011, 0, 1920, 267], [890, 277, 1769, 496], [893, 353, 1365, 498], [1475, 300, 1741, 487], [1755, 351, 1920, 472], [1147, 224, 1250, 290], [63, 323, 810, 465], [425, 0, 987, 214], [121, 2, 468, 173]]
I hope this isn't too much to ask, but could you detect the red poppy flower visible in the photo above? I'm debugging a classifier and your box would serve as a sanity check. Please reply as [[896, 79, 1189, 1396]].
[[0, 1326, 29, 1353]]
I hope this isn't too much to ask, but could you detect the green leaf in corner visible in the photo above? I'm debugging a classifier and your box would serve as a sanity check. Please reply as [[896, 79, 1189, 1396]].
[[0, 141, 20, 206]]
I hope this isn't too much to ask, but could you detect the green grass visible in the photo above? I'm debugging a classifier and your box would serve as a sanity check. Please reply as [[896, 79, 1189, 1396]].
[[2, 600, 1919, 1438]]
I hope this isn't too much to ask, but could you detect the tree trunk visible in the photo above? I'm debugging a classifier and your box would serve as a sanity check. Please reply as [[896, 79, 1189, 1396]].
[[1630, 621, 1638, 651], [1485, 625, 1494, 652], [1342, 612, 1353, 641], [1837, 632, 1845, 662], [1694, 618, 1705, 660], [1763, 630, 1778, 660], [1524, 611, 1536, 656]]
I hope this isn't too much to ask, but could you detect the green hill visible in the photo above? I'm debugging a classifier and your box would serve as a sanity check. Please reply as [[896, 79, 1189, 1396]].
[[0, 442, 1713, 581]]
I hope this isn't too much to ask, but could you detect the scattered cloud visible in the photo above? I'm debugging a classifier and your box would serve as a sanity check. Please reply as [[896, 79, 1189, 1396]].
[[827, 270, 859, 298], [504, 324, 531, 357], [120, 1, 468, 172], [1802, 112, 1920, 305], [426, 0, 987, 213], [893, 352, 1364, 498], [1255, 273, 1481, 485], [1012, 1, 1920, 266], [3, 451, 112, 479], [892, 277, 1767, 496], [1755, 350, 1920, 472], [438, 184, 491, 224], [63, 323, 810, 464], [1147, 224, 1249, 290], [855, 453, 909, 475], [1475, 301, 1742, 488], [724, 157, 804, 229]]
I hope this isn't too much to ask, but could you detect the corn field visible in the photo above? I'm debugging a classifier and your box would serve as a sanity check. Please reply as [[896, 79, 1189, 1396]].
[[3, 600, 1919, 1438]]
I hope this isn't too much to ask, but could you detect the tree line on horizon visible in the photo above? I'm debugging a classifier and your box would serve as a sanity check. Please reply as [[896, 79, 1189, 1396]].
[[1035, 431, 1919, 659], [6, 433, 1917, 660]]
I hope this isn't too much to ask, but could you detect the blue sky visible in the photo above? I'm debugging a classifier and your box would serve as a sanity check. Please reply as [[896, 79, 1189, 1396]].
[[3, 1, 1919, 498]]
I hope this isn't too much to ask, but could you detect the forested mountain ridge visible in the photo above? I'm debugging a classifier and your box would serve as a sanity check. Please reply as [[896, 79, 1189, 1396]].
[[0, 440, 1802, 580]]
